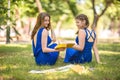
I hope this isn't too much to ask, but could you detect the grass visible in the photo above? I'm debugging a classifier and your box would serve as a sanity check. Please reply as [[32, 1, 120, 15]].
[[0, 43, 120, 80]]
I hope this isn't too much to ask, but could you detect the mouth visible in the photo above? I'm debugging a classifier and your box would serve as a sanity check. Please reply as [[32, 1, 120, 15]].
[[44, 25, 48, 27]]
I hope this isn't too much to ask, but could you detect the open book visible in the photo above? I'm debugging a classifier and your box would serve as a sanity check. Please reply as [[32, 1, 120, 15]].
[[55, 43, 75, 50]]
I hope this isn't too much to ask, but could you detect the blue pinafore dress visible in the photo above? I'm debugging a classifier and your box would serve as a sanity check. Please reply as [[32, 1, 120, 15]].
[[32, 27, 59, 65], [64, 28, 96, 64]]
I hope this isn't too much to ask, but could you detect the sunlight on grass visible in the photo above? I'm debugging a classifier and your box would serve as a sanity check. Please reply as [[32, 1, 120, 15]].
[[0, 65, 18, 70], [0, 44, 28, 48], [99, 50, 120, 55], [0, 66, 7, 70]]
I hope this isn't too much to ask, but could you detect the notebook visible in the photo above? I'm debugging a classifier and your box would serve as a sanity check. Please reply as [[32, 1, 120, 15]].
[[55, 43, 74, 50]]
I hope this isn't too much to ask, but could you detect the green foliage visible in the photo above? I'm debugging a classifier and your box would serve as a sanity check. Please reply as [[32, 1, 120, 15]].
[[0, 0, 26, 43], [10, 0, 38, 17], [107, 0, 120, 19], [42, 0, 69, 14], [41, 0, 71, 22], [0, 43, 120, 80], [0, 0, 8, 27], [67, 0, 79, 17]]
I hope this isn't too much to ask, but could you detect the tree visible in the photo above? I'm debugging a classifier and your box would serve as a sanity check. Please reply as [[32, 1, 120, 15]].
[[91, 0, 113, 30], [0, 0, 36, 43]]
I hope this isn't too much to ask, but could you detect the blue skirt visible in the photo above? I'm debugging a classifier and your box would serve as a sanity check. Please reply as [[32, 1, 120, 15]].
[[64, 48, 92, 64], [35, 43, 59, 65]]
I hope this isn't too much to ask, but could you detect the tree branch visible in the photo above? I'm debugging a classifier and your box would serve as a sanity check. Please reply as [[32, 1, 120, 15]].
[[35, 0, 42, 13], [99, 0, 112, 17], [91, 0, 96, 15], [98, 4, 108, 17]]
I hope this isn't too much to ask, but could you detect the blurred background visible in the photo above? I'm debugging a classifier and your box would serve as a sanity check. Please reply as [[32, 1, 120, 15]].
[[0, 0, 120, 44]]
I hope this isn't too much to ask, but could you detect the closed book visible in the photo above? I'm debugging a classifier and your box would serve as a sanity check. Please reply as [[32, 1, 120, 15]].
[[55, 43, 74, 50]]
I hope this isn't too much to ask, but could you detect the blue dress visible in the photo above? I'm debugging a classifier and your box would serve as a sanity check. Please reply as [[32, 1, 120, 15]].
[[64, 28, 96, 64], [32, 27, 59, 65]]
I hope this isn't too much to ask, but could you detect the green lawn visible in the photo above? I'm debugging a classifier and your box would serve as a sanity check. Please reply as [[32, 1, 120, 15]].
[[0, 43, 120, 80]]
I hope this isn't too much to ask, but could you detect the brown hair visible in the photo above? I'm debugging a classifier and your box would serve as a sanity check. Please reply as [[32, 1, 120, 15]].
[[75, 14, 89, 34], [75, 14, 89, 28], [31, 12, 51, 39]]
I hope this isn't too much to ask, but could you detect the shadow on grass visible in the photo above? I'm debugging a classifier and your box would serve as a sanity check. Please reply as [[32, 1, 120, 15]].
[[98, 43, 120, 52], [0, 44, 32, 56]]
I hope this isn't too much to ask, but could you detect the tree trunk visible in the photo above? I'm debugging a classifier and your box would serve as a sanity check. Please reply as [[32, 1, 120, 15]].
[[35, 0, 42, 13], [91, 0, 112, 30], [91, 14, 99, 30], [55, 14, 68, 37], [66, 0, 78, 17], [6, 26, 10, 44], [6, 0, 10, 44]]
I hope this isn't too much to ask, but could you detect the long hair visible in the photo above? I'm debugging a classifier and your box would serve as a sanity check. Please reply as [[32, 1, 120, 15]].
[[31, 12, 51, 39], [75, 14, 89, 34]]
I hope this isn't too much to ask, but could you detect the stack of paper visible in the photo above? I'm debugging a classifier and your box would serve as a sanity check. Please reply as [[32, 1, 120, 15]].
[[29, 64, 73, 74], [29, 64, 86, 74]]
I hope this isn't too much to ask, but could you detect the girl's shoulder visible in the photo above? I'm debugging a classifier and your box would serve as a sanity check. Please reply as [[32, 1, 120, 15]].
[[78, 29, 86, 36], [41, 28, 49, 35], [78, 29, 86, 34], [37, 27, 48, 36]]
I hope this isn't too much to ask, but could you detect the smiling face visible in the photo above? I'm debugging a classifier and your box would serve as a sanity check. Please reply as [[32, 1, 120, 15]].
[[31, 12, 51, 39], [76, 19, 86, 29], [75, 14, 89, 29], [41, 16, 50, 28]]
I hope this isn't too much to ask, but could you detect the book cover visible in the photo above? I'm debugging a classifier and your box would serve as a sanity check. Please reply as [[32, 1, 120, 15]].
[[55, 43, 74, 50]]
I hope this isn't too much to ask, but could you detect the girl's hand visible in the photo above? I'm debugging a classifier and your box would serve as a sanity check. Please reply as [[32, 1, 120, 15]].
[[98, 61, 106, 64], [52, 38, 56, 42], [100, 62, 106, 64]]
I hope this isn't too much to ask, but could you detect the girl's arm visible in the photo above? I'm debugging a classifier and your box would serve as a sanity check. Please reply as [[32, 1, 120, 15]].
[[73, 29, 86, 51], [93, 38, 100, 63], [42, 29, 58, 53]]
